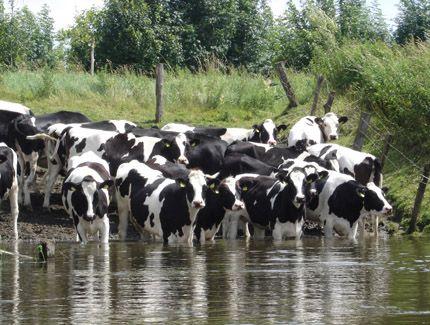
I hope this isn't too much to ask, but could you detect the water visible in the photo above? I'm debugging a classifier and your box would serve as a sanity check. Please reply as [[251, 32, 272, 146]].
[[1, 237, 430, 324]]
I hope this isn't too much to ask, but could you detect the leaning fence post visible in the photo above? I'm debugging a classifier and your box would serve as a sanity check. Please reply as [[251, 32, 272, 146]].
[[155, 63, 164, 123], [353, 112, 371, 151], [380, 133, 393, 170], [408, 163, 430, 234], [323, 91, 336, 114], [310, 75, 324, 116], [274, 61, 299, 109]]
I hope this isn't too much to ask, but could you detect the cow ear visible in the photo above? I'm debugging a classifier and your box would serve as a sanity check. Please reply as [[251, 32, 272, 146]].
[[64, 182, 79, 192], [99, 180, 114, 190], [160, 139, 171, 147], [338, 116, 348, 124], [176, 178, 187, 188], [207, 178, 220, 189], [318, 170, 329, 179], [239, 179, 253, 192], [277, 124, 287, 132], [0, 154, 7, 163], [315, 117, 324, 126], [356, 187, 367, 198], [306, 173, 318, 184], [189, 139, 200, 147], [382, 187, 389, 195], [253, 124, 260, 133]]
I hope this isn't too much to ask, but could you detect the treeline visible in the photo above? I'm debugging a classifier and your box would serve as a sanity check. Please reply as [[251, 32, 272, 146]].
[[1, 0, 430, 72]]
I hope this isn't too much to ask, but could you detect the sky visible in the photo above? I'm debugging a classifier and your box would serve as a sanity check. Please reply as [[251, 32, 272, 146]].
[[11, 0, 400, 32]]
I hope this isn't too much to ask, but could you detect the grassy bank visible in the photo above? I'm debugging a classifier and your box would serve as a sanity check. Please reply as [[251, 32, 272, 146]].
[[0, 66, 429, 235]]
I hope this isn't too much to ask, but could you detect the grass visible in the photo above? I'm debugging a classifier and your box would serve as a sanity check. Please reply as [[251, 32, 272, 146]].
[[0, 65, 428, 234]]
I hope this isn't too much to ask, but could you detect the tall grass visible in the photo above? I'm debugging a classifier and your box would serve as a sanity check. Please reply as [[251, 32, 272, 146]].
[[0, 65, 316, 128]]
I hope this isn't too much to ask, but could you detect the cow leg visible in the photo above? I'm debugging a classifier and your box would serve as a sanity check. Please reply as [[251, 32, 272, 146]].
[[272, 224, 283, 240], [324, 218, 334, 238], [223, 211, 240, 239], [76, 223, 88, 244], [99, 217, 110, 243], [43, 162, 62, 209], [117, 201, 130, 241], [23, 152, 39, 208], [9, 184, 19, 240], [348, 221, 360, 239], [372, 214, 379, 237], [16, 150, 25, 205], [253, 227, 265, 239]]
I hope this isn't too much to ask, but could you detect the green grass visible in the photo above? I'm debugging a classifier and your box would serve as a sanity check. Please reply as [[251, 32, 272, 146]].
[[0, 65, 428, 234]]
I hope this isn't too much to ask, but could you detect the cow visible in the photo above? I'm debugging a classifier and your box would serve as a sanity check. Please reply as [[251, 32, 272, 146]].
[[0, 143, 19, 240], [115, 160, 208, 243], [162, 118, 287, 145], [194, 176, 245, 243], [62, 152, 113, 243], [307, 143, 384, 234], [225, 140, 338, 170], [233, 168, 318, 240], [306, 171, 392, 239], [287, 113, 348, 150], [8, 111, 90, 208], [0, 100, 33, 146]]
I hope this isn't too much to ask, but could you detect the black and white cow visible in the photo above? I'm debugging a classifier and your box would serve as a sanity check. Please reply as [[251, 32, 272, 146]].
[[62, 152, 113, 243], [225, 140, 338, 170], [233, 168, 318, 240], [9, 111, 90, 208], [194, 176, 244, 243], [0, 143, 19, 239], [162, 119, 287, 145], [115, 160, 208, 243], [0, 100, 33, 146], [287, 113, 348, 150], [306, 171, 392, 239]]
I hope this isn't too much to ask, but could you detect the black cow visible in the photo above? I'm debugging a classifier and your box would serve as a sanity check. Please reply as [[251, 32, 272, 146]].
[[8, 111, 90, 208]]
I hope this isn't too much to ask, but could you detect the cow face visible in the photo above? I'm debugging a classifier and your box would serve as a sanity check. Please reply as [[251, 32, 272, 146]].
[[361, 182, 392, 216], [158, 133, 190, 165], [177, 170, 207, 209], [282, 169, 318, 208], [252, 119, 287, 146], [63, 176, 113, 222], [319, 113, 348, 141], [217, 176, 244, 211]]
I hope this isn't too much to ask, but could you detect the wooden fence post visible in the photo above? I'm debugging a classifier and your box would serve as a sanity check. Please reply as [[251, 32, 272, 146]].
[[380, 133, 393, 170], [90, 37, 95, 76], [274, 61, 299, 109], [155, 63, 164, 123], [310, 75, 324, 116], [353, 112, 371, 151], [408, 163, 430, 234], [323, 91, 336, 114]]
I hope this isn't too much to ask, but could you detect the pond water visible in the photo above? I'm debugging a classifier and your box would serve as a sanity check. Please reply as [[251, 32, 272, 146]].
[[1, 236, 430, 324]]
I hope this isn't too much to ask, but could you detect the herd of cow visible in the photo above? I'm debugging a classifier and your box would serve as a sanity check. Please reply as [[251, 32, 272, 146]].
[[0, 99, 392, 244]]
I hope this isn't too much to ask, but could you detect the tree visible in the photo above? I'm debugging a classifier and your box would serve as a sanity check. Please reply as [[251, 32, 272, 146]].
[[395, 0, 430, 44]]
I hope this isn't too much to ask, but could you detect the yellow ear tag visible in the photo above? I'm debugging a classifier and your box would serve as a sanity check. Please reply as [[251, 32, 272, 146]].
[[360, 192, 365, 198], [242, 186, 248, 191], [282, 180, 287, 184], [210, 183, 215, 189], [308, 179, 313, 183], [71, 186, 76, 191], [165, 142, 170, 147], [104, 184, 109, 189], [191, 141, 197, 147], [215, 190, 219, 194], [255, 129, 260, 133], [0, 159, 3, 163], [179, 182, 185, 188]]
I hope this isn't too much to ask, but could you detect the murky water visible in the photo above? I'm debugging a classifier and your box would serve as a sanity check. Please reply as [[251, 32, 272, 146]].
[[1, 237, 430, 324]]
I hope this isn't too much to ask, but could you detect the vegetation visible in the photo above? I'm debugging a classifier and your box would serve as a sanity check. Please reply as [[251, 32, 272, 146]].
[[1, 0, 430, 234]]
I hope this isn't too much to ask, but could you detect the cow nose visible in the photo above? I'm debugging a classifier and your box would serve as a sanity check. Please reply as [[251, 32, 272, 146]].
[[295, 195, 305, 203], [178, 157, 189, 165], [309, 189, 317, 197], [384, 207, 392, 215], [193, 200, 205, 208], [268, 140, 277, 146], [234, 202, 244, 210], [329, 135, 338, 140]]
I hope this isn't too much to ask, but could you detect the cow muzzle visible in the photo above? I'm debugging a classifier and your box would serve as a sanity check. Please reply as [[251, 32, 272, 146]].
[[329, 135, 338, 140], [178, 156, 189, 165], [84, 214, 95, 223], [233, 201, 244, 211], [383, 206, 392, 216], [268, 140, 277, 146], [295, 195, 306, 204], [193, 200, 205, 209]]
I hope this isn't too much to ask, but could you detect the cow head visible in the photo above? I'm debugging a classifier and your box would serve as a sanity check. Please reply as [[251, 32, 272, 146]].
[[280, 168, 318, 208], [158, 133, 190, 165], [251, 119, 287, 146], [209, 176, 245, 211], [317, 113, 348, 141], [359, 182, 392, 216], [63, 176, 114, 222], [177, 170, 207, 209]]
